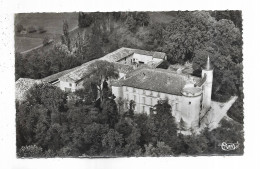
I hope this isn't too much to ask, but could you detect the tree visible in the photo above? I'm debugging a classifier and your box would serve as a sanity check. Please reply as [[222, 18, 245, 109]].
[[27, 26, 37, 33], [134, 12, 150, 27], [124, 100, 135, 118], [16, 83, 67, 151], [179, 118, 186, 131], [86, 60, 119, 103], [125, 15, 137, 33], [66, 104, 110, 155], [144, 141, 172, 156], [16, 24, 24, 33], [43, 36, 50, 46], [192, 48, 241, 101], [101, 97, 119, 128], [211, 19, 242, 64], [160, 11, 215, 64], [101, 129, 123, 155], [38, 26, 46, 33], [123, 126, 141, 156], [61, 20, 71, 51], [78, 12, 94, 28], [18, 145, 43, 158], [117, 97, 125, 115], [148, 99, 178, 148], [211, 10, 242, 31]]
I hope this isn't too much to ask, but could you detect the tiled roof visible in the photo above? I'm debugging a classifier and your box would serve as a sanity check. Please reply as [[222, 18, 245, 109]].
[[59, 59, 98, 82], [42, 67, 78, 83], [58, 47, 165, 83], [59, 60, 134, 83], [15, 78, 42, 101], [115, 68, 201, 96], [112, 62, 135, 74], [100, 47, 166, 62]]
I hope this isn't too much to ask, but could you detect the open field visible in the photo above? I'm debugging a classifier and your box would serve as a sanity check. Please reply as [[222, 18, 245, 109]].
[[15, 36, 43, 53], [15, 13, 78, 53]]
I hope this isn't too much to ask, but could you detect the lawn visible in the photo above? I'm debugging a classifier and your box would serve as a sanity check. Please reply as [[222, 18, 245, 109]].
[[15, 13, 78, 53], [15, 37, 43, 53], [15, 13, 78, 35]]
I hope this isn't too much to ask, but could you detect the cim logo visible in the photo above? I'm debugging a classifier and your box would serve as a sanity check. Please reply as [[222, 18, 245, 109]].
[[219, 142, 239, 151]]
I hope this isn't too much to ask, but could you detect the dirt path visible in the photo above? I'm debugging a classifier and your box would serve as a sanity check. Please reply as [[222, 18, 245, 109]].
[[203, 96, 238, 129]]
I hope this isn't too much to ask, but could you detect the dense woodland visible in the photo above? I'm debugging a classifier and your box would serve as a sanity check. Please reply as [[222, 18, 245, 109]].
[[16, 11, 244, 157]]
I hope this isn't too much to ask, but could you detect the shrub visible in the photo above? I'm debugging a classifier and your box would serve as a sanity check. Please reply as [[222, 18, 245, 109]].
[[38, 26, 46, 33], [16, 24, 24, 33], [78, 12, 94, 28], [212, 93, 230, 102], [125, 15, 137, 33], [27, 26, 37, 33], [43, 36, 50, 46]]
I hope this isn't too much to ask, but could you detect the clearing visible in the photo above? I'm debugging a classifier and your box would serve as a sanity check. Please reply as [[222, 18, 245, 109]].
[[15, 13, 78, 53]]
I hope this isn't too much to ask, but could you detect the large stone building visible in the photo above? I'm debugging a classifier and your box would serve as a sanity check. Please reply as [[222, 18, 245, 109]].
[[15, 47, 213, 129], [111, 57, 213, 129], [47, 47, 166, 92]]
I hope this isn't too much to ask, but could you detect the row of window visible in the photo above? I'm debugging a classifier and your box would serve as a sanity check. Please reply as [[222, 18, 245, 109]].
[[125, 87, 162, 97], [125, 94, 180, 111]]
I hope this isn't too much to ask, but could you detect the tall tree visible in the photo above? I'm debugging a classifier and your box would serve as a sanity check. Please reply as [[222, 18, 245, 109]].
[[160, 11, 215, 64], [148, 100, 178, 148], [86, 60, 119, 103], [61, 20, 71, 51]]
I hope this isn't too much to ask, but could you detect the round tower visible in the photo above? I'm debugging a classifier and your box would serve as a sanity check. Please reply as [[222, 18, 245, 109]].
[[181, 86, 202, 129], [202, 56, 213, 110]]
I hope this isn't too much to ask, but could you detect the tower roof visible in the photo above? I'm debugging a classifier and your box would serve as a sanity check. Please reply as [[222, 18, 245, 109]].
[[205, 56, 212, 70]]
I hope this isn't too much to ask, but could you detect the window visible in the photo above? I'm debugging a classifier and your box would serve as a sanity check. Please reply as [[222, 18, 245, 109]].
[[126, 94, 129, 100], [189, 101, 191, 105], [133, 88, 136, 93], [150, 98, 153, 105], [126, 87, 128, 91], [157, 92, 160, 97], [142, 106, 145, 113], [142, 97, 145, 104], [175, 103, 179, 111], [150, 107, 153, 114], [69, 83, 72, 87], [143, 90, 145, 94], [134, 95, 136, 101], [150, 91, 153, 96]]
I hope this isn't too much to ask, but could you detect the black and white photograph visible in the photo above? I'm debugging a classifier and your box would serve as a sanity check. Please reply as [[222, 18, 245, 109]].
[[1, 0, 260, 168], [14, 11, 244, 157]]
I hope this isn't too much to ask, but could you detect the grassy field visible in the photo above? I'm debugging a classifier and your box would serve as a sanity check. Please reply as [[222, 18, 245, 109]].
[[15, 37, 43, 53], [15, 13, 78, 53], [15, 12, 175, 53]]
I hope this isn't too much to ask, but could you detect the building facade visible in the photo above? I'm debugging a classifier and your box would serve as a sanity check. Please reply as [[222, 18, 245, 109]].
[[15, 47, 213, 130], [112, 57, 213, 129]]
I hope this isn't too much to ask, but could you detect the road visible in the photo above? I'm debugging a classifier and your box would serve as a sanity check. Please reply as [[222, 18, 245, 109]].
[[203, 96, 238, 129]]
